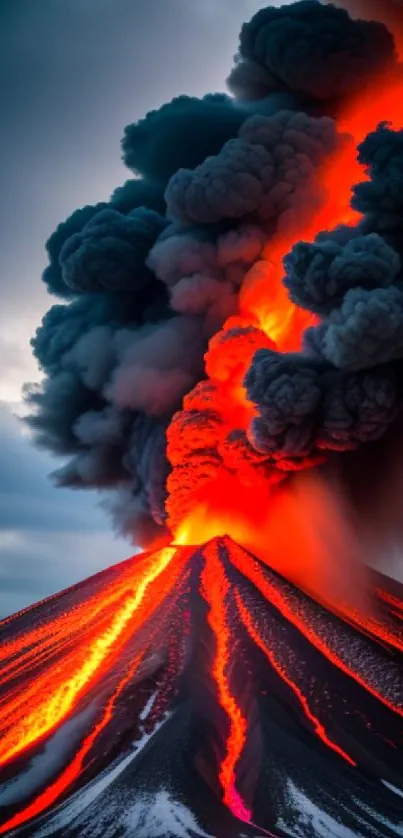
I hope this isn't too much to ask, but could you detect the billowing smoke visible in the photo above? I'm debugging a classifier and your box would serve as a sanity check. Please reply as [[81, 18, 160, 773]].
[[331, 1, 403, 57], [227, 0, 396, 103], [246, 122, 403, 464], [27, 1, 403, 549]]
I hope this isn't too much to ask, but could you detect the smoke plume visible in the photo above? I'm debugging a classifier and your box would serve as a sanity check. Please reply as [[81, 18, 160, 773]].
[[27, 1, 403, 563]]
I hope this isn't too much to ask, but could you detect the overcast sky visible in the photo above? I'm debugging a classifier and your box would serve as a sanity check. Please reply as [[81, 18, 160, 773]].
[[0, 0, 292, 618]]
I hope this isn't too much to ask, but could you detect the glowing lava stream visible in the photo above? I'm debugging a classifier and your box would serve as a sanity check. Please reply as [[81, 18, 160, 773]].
[[0, 652, 145, 835], [0, 546, 179, 770], [235, 592, 356, 767], [229, 542, 403, 719], [166, 71, 403, 546], [200, 540, 251, 823]]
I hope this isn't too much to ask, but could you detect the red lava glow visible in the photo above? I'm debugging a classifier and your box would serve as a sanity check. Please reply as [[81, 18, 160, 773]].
[[241, 70, 403, 345], [167, 64, 403, 605], [235, 592, 356, 767], [378, 589, 403, 618], [0, 652, 144, 835], [229, 540, 403, 720], [0, 546, 182, 771], [200, 541, 251, 823], [342, 604, 403, 656], [0, 538, 402, 833]]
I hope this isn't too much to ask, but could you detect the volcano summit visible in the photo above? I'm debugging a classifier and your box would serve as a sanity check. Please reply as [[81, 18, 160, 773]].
[[0, 537, 403, 837]]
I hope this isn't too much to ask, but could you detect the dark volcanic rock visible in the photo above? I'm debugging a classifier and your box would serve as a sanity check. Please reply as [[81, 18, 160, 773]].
[[0, 537, 402, 837]]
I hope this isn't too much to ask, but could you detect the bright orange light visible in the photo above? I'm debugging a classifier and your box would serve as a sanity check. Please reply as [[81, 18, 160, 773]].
[[200, 541, 251, 822], [236, 592, 356, 766], [239, 72, 403, 350], [168, 62, 403, 595], [229, 540, 403, 719], [0, 546, 180, 770], [3, 31, 403, 838], [0, 652, 144, 835]]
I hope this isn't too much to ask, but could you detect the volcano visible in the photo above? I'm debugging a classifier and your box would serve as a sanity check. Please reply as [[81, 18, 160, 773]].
[[6, 5, 403, 833], [0, 536, 402, 838]]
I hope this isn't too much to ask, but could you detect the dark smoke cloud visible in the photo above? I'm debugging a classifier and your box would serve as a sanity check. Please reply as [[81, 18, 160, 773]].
[[228, 0, 396, 105], [121, 93, 298, 185], [246, 349, 400, 461], [331, 1, 403, 57], [306, 286, 403, 370], [59, 208, 167, 294], [352, 123, 403, 230], [43, 181, 166, 299], [165, 111, 337, 226], [247, 122, 403, 468], [122, 95, 249, 184], [43, 203, 108, 298], [27, 2, 403, 544], [284, 233, 401, 315]]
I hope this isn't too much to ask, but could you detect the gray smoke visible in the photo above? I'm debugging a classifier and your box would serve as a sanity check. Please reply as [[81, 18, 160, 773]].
[[246, 122, 403, 471], [228, 1, 396, 104], [27, 2, 401, 545]]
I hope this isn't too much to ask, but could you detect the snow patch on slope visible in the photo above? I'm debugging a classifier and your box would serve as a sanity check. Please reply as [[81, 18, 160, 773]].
[[125, 790, 213, 837], [277, 780, 362, 838], [0, 707, 93, 806], [36, 715, 170, 837]]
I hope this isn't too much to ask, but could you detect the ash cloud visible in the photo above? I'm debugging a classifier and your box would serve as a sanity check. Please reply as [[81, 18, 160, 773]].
[[228, 1, 396, 105], [247, 122, 403, 469], [165, 111, 337, 226], [27, 2, 403, 545]]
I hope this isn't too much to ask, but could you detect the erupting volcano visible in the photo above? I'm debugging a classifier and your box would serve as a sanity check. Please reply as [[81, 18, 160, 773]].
[[3, 1, 403, 835]]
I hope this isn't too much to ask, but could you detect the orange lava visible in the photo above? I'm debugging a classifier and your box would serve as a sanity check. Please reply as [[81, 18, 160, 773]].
[[241, 69, 403, 346], [229, 540, 403, 719], [236, 592, 356, 767], [0, 546, 182, 770], [4, 24, 403, 836], [0, 652, 144, 835], [378, 589, 403, 617], [346, 602, 403, 654], [200, 541, 251, 822], [168, 62, 403, 595]]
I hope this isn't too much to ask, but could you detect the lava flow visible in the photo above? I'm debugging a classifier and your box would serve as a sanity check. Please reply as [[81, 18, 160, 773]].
[[165, 61, 403, 577], [0, 538, 403, 837]]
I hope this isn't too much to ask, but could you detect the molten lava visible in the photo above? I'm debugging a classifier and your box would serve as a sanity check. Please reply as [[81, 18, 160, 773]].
[[200, 540, 251, 822], [0, 546, 181, 773], [0, 538, 402, 836], [166, 61, 403, 608]]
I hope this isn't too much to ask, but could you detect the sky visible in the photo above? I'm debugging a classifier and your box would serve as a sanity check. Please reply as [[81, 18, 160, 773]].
[[0, 0, 292, 618]]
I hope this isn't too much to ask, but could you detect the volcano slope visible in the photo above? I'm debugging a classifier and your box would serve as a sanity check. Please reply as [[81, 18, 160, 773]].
[[0, 536, 402, 838]]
